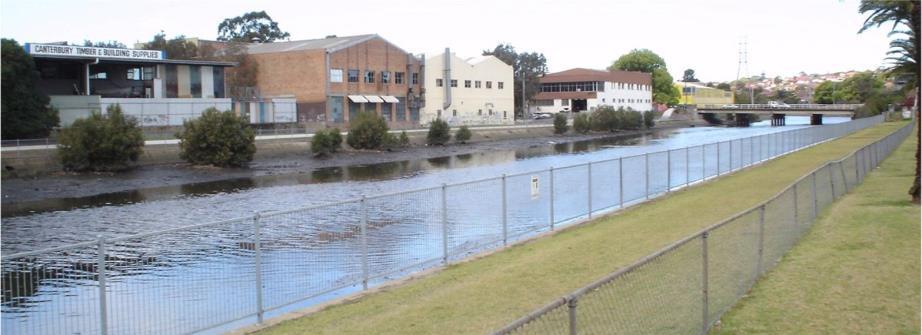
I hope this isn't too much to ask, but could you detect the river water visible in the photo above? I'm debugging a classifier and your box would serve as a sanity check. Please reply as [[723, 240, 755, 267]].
[[0, 116, 851, 335]]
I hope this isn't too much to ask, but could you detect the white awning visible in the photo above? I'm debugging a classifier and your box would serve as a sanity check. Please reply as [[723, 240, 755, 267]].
[[364, 95, 385, 103], [381, 95, 400, 103], [348, 95, 368, 103]]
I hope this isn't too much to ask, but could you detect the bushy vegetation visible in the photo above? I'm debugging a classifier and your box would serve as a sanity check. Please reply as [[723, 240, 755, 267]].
[[2, 38, 59, 139], [399, 131, 410, 147], [427, 118, 451, 145], [58, 104, 144, 171], [178, 108, 255, 167], [553, 113, 568, 134], [586, 106, 646, 132], [455, 126, 472, 144], [311, 128, 342, 157], [621, 110, 644, 130], [346, 112, 389, 150], [643, 111, 656, 129], [573, 113, 591, 134]]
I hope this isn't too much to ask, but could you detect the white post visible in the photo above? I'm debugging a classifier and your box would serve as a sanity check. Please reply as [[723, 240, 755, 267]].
[[97, 236, 108, 335]]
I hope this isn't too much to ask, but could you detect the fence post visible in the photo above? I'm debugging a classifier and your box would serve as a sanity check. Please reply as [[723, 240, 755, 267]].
[[502, 174, 508, 245], [757, 205, 765, 276], [441, 183, 449, 264], [568, 297, 578, 335], [829, 164, 836, 200], [701, 231, 709, 335], [587, 163, 593, 218], [839, 162, 849, 193], [550, 167, 555, 230], [97, 236, 108, 335], [253, 212, 264, 323], [645, 153, 650, 199], [360, 196, 369, 290], [619, 158, 624, 208]]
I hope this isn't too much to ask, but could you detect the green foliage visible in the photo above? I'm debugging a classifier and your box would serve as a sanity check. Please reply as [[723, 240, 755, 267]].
[[455, 125, 472, 144], [553, 113, 568, 134], [813, 81, 841, 104], [178, 108, 255, 167], [621, 110, 644, 130], [311, 128, 342, 157], [399, 131, 410, 147], [590, 106, 618, 132], [573, 113, 591, 134], [1, 38, 59, 139], [83, 40, 126, 48], [139, 31, 198, 59], [483, 44, 548, 115], [716, 82, 732, 91], [427, 118, 451, 145], [346, 112, 389, 150], [58, 104, 143, 171], [643, 111, 656, 129], [682, 69, 699, 82], [217, 11, 291, 43], [610, 49, 681, 105], [772, 89, 802, 104]]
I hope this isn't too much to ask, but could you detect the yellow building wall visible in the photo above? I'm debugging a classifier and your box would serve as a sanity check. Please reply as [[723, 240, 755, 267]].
[[675, 83, 734, 105]]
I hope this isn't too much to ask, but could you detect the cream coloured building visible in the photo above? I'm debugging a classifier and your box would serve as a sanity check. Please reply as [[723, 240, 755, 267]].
[[421, 49, 514, 125]]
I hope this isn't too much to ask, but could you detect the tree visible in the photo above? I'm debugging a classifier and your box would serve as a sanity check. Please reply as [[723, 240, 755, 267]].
[[139, 31, 198, 59], [771, 89, 802, 104], [83, 40, 126, 48], [858, 0, 920, 202], [838, 71, 885, 103], [716, 82, 732, 91], [1, 38, 59, 139], [682, 69, 699, 82], [813, 81, 844, 104], [610, 49, 680, 105], [217, 11, 290, 43], [483, 44, 548, 116]]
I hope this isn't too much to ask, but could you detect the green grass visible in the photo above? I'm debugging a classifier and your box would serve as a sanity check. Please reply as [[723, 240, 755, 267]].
[[255, 122, 910, 335], [710, 128, 920, 335]]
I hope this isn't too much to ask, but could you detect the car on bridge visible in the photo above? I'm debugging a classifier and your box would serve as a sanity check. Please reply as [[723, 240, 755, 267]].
[[768, 101, 791, 108]]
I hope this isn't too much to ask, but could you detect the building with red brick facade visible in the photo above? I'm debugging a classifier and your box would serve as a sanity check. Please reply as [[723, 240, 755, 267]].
[[245, 34, 424, 126]]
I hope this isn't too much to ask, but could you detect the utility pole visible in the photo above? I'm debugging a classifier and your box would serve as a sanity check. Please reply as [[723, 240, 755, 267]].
[[521, 67, 526, 120]]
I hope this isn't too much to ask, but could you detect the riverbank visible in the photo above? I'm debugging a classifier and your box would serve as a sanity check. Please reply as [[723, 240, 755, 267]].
[[245, 122, 908, 335], [0, 120, 696, 206], [710, 128, 919, 334]]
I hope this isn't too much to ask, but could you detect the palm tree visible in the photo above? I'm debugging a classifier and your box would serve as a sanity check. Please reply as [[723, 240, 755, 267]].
[[859, 0, 920, 203]]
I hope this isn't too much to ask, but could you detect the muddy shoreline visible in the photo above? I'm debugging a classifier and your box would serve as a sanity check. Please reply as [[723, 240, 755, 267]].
[[1, 122, 696, 207]]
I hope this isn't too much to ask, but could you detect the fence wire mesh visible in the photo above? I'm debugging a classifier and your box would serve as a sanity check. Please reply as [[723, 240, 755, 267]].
[[2, 116, 895, 335], [496, 117, 910, 335]]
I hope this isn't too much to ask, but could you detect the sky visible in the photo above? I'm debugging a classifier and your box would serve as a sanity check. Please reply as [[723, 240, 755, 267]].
[[0, 0, 894, 82]]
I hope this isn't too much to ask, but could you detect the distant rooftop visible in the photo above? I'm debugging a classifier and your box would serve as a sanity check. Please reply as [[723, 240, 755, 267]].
[[246, 34, 379, 54], [540, 68, 651, 85]]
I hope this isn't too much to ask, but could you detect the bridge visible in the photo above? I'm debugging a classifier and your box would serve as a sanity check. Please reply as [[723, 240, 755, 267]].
[[696, 104, 861, 126]]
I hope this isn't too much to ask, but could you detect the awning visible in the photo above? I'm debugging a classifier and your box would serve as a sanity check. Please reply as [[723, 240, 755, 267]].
[[381, 95, 400, 103], [364, 95, 385, 103], [348, 95, 368, 103]]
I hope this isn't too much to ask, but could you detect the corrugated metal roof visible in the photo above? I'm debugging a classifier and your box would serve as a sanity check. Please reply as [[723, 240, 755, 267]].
[[247, 34, 377, 54], [540, 68, 651, 85]]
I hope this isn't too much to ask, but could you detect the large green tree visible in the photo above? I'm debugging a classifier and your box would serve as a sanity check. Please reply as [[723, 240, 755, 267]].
[[139, 31, 198, 59], [812, 81, 843, 104], [217, 11, 290, 43], [483, 44, 548, 116], [859, 0, 920, 202], [1, 38, 59, 139], [609, 49, 680, 105], [682, 68, 699, 82]]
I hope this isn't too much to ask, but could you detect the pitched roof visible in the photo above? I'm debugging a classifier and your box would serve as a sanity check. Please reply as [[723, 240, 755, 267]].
[[540, 68, 651, 85], [246, 34, 379, 54]]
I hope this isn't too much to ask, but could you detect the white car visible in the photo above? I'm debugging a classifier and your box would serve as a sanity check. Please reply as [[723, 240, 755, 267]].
[[721, 104, 739, 109], [532, 113, 553, 120], [768, 101, 791, 108], [559, 107, 571, 113]]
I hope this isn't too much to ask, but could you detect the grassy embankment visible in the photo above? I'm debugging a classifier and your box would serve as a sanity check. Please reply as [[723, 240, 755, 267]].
[[255, 121, 910, 335], [711, 127, 920, 335]]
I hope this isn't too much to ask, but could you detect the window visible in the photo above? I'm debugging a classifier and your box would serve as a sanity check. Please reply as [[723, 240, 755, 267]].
[[165, 64, 177, 98], [436, 79, 443, 87], [453, 110, 457, 117], [489, 109, 493, 115], [450, 79, 458, 87], [330, 69, 343, 83], [464, 80, 471, 88], [395, 72, 404, 84], [478, 109, 482, 115], [561, 99, 570, 106], [126, 68, 139, 80], [503, 111, 507, 118], [365, 70, 375, 83], [213, 67, 225, 98], [486, 81, 492, 89], [602, 98, 606, 103], [412, 73, 419, 85], [348, 69, 359, 82], [498, 82, 504, 89], [89, 72, 107, 79], [381, 71, 390, 83], [475, 80, 481, 88], [190, 65, 201, 98]]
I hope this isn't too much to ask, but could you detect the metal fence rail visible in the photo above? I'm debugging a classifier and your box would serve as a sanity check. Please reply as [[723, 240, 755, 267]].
[[1, 115, 887, 335], [494, 118, 912, 335]]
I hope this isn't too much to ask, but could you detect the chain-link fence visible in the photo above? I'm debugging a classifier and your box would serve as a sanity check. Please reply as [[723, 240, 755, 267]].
[[494, 119, 912, 335], [1, 115, 890, 335]]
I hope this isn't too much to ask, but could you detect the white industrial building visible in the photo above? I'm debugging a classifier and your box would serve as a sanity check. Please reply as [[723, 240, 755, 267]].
[[530, 68, 653, 114], [421, 49, 514, 125]]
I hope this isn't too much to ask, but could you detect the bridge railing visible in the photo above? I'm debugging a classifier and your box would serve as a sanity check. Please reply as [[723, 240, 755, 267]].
[[493, 117, 911, 335], [1, 115, 885, 335], [698, 104, 863, 110]]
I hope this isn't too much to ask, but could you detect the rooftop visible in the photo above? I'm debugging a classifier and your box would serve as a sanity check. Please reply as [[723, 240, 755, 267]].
[[540, 68, 651, 85], [246, 34, 379, 54]]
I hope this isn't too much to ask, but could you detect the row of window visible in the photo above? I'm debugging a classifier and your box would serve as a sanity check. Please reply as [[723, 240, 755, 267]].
[[601, 98, 652, 104], [436, 109, 508, 118], [540, 82, 651, 93], [330, 69, 419, 85], [435, 79, 504, 89], [612, 82, 650, 91], [554, 98, 651, 106]]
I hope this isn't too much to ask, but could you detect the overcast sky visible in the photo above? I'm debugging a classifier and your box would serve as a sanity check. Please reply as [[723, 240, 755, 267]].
[[1, 0, 893, 82]]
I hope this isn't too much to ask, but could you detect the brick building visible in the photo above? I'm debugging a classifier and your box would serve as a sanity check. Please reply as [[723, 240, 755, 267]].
[[245, 34, 424, 126]]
